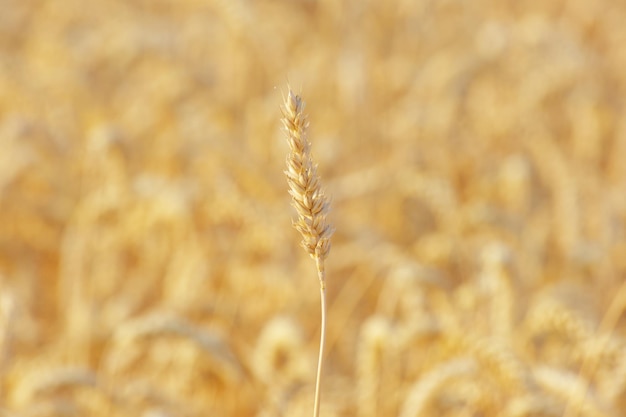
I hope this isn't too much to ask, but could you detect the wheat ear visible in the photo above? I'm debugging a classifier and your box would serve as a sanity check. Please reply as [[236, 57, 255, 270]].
[[283, 89, 333, 417]]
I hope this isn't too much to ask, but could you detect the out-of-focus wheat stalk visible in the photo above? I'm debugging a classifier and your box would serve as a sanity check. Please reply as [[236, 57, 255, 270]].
[[399, 357, 476, 417], [562, 281, 626, 417], [282, 89, 333, 417], [356, 316, 391, 417]]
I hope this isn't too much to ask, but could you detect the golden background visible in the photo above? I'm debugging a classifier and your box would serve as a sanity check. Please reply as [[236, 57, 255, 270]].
[[1, 0, 625, 416]]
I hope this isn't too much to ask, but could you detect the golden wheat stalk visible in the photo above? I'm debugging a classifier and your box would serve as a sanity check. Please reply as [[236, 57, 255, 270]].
[[282, 89, 333, 417]]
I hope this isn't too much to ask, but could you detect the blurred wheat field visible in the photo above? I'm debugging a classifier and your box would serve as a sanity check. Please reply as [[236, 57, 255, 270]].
[[1, 0, 626, 416]]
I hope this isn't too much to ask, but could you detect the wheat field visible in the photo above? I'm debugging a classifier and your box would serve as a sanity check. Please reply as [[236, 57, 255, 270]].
[[1, 0, 626, 416]]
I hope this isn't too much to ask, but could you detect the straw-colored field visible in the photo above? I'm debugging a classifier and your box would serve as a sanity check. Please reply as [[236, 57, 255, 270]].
[[1, 1, 626, 416]]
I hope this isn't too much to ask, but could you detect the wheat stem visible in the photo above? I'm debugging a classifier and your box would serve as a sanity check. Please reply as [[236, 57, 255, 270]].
[[313, 255, 327, 417], [283, 88, 333, 417]]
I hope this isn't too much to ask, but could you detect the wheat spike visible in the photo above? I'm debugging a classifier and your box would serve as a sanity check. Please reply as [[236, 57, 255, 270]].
[[283, 89, 333, 417], [283, 89, 333, 270], [399, 357, 476, 417]]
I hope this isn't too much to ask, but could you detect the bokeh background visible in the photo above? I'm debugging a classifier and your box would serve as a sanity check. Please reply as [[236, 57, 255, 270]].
[[1, 0, 626, 416]]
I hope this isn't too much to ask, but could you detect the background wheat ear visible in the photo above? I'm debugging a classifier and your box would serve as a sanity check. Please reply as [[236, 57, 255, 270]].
[[282, 88, 333, 417]]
